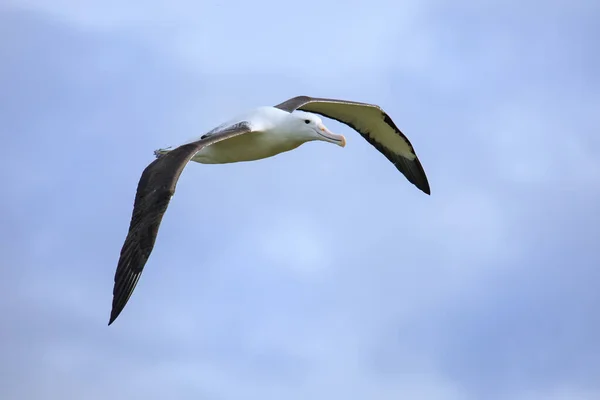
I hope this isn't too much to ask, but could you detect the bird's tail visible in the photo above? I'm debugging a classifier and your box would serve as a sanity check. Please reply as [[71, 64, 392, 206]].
[[153, 147, 172, 159]]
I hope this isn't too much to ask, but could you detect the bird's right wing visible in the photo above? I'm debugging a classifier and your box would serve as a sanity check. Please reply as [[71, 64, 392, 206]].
[[109, 122, 252, 325], [274, 96, 430, 194]]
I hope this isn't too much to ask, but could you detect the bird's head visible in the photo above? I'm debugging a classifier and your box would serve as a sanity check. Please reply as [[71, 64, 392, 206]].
[[287, 111, 346, 147]]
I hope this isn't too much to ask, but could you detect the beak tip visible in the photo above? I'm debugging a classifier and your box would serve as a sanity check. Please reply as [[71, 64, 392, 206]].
[[318, 124, 345, 147]]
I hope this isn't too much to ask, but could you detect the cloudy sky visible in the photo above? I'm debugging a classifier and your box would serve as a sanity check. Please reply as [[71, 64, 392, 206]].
[[1, 0, 599, 399]]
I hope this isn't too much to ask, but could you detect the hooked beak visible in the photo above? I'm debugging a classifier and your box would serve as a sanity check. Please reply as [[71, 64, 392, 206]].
[[316, 123, 346, 147]]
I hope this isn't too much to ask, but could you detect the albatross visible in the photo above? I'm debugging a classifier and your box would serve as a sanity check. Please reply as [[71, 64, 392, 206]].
[[108, 95, 430, 325]]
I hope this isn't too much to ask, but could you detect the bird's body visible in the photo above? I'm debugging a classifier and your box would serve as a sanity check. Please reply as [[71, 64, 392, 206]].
[[192, 131, 304, 164], [158, 107, 320, 164], [108, 95, 431, 325]]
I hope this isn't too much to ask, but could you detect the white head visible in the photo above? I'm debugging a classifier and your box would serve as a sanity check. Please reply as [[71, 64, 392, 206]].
[[282, 111, 346, 147]]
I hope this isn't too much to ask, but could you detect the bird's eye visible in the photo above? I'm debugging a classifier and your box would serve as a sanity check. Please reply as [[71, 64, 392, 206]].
[[304, 119, 310, 124]]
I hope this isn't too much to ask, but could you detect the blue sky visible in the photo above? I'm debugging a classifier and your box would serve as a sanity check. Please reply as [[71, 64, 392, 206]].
[[1, 0, 599, 399]]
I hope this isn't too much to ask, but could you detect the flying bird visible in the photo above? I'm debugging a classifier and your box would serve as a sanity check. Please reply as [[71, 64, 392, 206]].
[[109, 95, 430, 325]]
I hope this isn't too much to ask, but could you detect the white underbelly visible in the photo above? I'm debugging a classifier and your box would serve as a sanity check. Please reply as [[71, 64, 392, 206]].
[[190, 131, 303, 164]]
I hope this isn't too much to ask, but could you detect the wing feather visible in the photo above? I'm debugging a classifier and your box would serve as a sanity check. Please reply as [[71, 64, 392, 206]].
[[108, 123, 252, 325], [274, 96, 430, 194]]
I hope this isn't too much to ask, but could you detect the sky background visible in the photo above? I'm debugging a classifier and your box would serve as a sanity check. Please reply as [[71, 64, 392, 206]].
[[1, 1, 599, 399]]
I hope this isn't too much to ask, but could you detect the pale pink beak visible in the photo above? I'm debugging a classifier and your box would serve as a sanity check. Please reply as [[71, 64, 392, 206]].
[[317, 123, 346, 147]]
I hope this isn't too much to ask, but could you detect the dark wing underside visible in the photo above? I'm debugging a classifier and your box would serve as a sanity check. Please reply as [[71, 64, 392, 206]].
[[274, 96, 430, 194], [109, 123, 252, 325]]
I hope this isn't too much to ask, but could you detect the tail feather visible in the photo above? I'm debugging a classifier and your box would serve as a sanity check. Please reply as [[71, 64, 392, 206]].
[[153, 147, 172, 159]]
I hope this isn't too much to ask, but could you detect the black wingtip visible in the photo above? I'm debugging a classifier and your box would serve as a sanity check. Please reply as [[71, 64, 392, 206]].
[[108, 311, 118, 326], [415, 179, 431, 196], [108, 301, 126, 326], [418, 177, 431, 195], [393, 155, 431, 196]]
